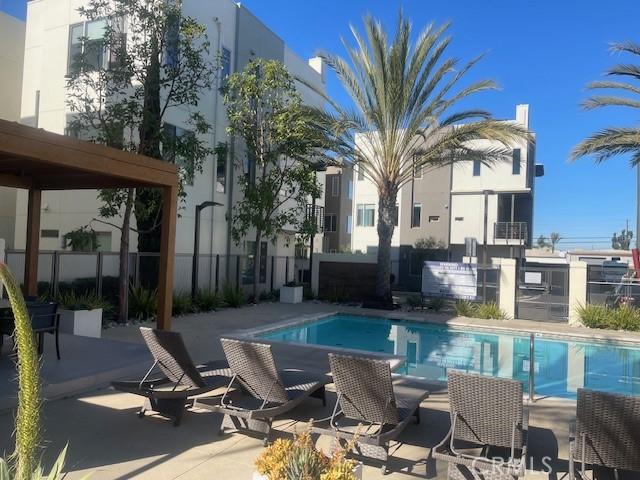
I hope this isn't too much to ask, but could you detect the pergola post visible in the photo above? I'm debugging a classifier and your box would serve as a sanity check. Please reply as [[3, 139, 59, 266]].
[[157, 185, 177, 330], [24, 188, 42, 296]]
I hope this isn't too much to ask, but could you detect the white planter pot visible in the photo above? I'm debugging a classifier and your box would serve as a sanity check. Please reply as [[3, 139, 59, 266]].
[[252, 464, 361, 480], [59, 308, 103, 338], [280, 286, 303, 304]]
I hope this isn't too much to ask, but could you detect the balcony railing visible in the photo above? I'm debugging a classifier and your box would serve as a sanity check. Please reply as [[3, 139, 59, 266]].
[[494, 222, 528, 241]]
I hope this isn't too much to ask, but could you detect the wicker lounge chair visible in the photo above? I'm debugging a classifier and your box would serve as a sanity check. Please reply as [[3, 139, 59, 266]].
[[215, 338, 328, 444], [569, 388, 640, 480], [433, 371, 528, 479], [112, 327, 231, 426], [312, 353, 429, 475]]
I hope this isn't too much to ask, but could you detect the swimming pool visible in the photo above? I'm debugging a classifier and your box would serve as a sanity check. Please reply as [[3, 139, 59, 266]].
[[257, 313, 640, 399]]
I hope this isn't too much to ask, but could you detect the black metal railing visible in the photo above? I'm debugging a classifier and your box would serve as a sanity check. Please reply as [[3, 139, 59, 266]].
[[494, 222, 528, 241]]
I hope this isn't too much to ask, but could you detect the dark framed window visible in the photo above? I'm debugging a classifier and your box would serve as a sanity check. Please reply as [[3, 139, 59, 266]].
[[411, 203, 421, 228], [473, 160, 481, 176], [357, 166, 365, 181], [393, 204, 399, 226], [331, 176, 340, 196], [216, 143, 227, 193], [220, 47, 231, 88], [324, 213, 337, 232], [413, 157, 422, 179], [512, 148, 521, 175], [428, 215, 440, 223], [162, 123, 195, 185], [356, 204, 375, 227]]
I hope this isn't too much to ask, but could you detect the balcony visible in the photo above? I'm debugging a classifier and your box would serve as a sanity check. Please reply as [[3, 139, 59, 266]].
[[494, 221, 528, 244]]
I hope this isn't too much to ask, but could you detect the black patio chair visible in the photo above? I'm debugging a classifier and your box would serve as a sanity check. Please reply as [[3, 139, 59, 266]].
[[0, 301, 60, 359]]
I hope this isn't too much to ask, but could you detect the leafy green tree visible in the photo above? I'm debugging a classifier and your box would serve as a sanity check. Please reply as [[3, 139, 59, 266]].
[[414, 237, 446, 250], [549, 232, 562, 252], [311, 14, 531, 301], [65, 0, 214, 321], [63, 226, 99, 252], [536, 235, 549, 250], [223, 59, 323, 301], [572, 42, 640, 165]]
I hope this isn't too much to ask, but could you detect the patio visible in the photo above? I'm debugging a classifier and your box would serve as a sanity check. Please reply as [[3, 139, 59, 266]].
[[0, 302, 581, 479]]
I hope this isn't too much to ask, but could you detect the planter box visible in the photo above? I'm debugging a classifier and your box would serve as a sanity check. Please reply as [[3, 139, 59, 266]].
[[280, 285, 303, 304], [253, 463, 362, 480], [59, 308, 103, 338]]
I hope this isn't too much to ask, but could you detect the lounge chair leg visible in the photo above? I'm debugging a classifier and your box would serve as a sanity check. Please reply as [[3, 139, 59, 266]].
[[414, 407, 420, 424], [262, 436, 269, 447], [55, 329, 61, 360], [380, 464, 387, 475]]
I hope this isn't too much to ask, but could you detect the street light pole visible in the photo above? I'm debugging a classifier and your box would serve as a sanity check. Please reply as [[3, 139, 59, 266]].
[[192, 201, 222, 300]]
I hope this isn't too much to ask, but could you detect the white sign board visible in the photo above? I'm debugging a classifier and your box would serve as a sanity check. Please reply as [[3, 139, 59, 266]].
[[524, 271, 542, 285], [422, 261, 478, 300]]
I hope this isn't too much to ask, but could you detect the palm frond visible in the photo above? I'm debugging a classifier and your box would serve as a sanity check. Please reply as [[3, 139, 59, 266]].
[[587, 81, 640, 96], [572, 127, 640, 164], [582, 96, 640, 110], [605, 63, 640, 81], [610, 41, 640, 56]]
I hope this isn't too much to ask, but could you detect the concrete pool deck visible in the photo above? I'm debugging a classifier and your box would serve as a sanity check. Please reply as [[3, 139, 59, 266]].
[[1, 301, 637, 479]]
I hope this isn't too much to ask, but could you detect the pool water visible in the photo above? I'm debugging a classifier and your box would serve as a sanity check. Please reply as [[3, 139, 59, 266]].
[[258, 314, 640, 399]]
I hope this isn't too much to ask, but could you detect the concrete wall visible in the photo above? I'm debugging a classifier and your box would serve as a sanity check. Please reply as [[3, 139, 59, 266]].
[[0, 12, 25, 122]]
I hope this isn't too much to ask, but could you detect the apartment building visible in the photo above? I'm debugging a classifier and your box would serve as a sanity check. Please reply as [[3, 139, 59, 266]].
[[0, 12, 26, 249], [5, 1, 326, 280], [350, 105, 541, 282], [322, 165, 353, 252]]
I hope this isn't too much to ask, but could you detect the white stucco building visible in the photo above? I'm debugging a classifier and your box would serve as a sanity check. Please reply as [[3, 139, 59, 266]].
[[350, 105, 542, 265], [1, 0, 327, 290]]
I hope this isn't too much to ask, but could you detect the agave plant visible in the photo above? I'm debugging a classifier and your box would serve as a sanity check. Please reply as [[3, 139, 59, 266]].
[[0, 263, 85, 480]]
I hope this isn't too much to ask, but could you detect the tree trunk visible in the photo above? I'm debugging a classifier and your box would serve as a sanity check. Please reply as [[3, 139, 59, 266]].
[[375, 186, 398, 303], [118, 188, 134, 323], [136, 35, 163, 287], [253, 230, 262, 303]]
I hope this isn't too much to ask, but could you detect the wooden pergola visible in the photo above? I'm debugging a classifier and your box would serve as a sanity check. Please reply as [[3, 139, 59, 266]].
[[0, 119, 178, 330]]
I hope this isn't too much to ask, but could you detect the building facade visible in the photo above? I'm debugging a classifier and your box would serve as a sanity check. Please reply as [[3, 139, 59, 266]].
[[0, 12, 26, 249], [349, 104, 541, 285], [322, 165, 353, 253], [3, 0, 326, 291]]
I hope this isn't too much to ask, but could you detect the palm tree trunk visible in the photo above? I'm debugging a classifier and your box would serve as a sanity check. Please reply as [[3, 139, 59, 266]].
[[375, 187, 397, 302]]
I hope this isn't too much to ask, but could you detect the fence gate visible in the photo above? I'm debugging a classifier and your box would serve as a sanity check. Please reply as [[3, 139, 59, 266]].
[[516, 263, 569, 322]]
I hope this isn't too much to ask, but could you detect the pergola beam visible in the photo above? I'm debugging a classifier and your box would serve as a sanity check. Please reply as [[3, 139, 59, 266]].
[[156, 185, 177, 330], [0, 120, 179, 330]]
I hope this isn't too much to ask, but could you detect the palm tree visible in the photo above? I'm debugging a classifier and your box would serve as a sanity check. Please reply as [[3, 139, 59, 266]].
[[572, 42, 640, 164], [311, 14, 531, 302], [572, 42, 640, 251]]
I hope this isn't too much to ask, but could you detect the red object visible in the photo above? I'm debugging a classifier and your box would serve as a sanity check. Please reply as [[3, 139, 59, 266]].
[[633, 249, 640, 278]]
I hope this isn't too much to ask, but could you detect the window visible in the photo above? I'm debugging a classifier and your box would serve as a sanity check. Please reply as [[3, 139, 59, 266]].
[[331, 176, 340, 197], [96, 232, 112, 252], [346, 215, 353, 234], [68, 19, 109, 74], [165, 14, 180, 68], [357, 166, 365, 181], [220, 47, 231, 88], [428, 215, 440, 223], [216, 143, 227, 193], [393, 205, 399, 226], [512, 148, 521, 175], [324, 213, 337, 232], [356, 204, 375, 227], [411, 203, 421, 228], [455, 216, 464, 221], [162, 123, 195, 185], [41, 230, 59, 239], [244, 152, 256, 185], [413, 158, 422, 179], [347, 180, 353, 200], [473, 160, 481, 176]]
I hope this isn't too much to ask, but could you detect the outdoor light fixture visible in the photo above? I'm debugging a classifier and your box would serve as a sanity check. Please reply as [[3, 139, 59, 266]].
[[192, 201, 223, 300]]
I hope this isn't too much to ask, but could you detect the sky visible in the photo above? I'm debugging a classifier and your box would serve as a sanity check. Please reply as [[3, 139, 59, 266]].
[[3, 0, 640, 250]]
